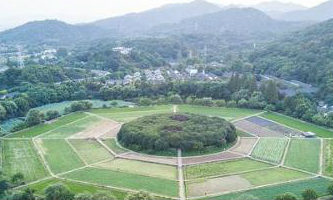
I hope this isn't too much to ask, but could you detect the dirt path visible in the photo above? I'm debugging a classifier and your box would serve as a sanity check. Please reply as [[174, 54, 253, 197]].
[[178, 149, 186, 200], [319, 138, 324, 176], [173, 105, 178, 113], [231, 111, 266, 123], [280, 138, 291, 166], [96, 138, 117, 156]]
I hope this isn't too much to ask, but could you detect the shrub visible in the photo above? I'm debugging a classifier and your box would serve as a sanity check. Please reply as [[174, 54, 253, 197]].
[[275, 193, 297, 200], [46, 110, 60, 121], [301, 189, 318, 200]]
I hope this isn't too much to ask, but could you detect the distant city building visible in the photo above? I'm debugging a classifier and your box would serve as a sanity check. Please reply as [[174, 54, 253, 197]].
[[112, 47, 132, 55]]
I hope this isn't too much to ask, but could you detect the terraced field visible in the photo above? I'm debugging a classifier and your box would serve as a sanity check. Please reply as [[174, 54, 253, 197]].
[[285, 139, 321, 173], [2, 139, 48, 181], [101, 138, 128, 154], [61, 167, 179, 197], [251, 138, 288, 164], [324, 139, 333, 177], [36, 139, 85, 174], [185, 158, 272, 180]]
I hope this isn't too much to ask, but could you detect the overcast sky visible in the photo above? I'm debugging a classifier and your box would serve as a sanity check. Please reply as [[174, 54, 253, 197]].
[[0, 0, 328, 31]]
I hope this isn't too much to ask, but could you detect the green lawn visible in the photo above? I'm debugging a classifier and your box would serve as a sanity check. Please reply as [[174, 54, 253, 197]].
[[203, 177, 332, 200], [177, 105, 262, 121], [101, 139, 128, 154], [324, 139, 333, 177], [241, 167, 310, 186], [285, 139, 321, 173], [7, 112, 88, 138], [69, 139, 113, 164], [90, 105, 173, 122], [39, 139, 85, 174], [61, 167, 178, 197], [2, 139, 48, 182], [251, 138, 288, 164], [24, 178, 128, 199], [94, 159, 177, 180], [40, 116, 101, 138], [261, 112, 333, 138], [185, 158, 273, 180]]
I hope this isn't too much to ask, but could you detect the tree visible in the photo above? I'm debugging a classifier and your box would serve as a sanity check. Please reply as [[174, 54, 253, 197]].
[[26, 109, 43, 127], [11, 172, 24, 185], [328, 184, 333, 196], [0, 179, 10, 195], [44, 184, 75, 200], [125, 191, 153, 200], [139, 98, 153, 106], [46, 110, 60, 121], [301, 189, 318, 200], [9, 188, 36, 200], [275, 193, 297, 200], [0, 104, 6, 120], [265, 80, 279, 104]]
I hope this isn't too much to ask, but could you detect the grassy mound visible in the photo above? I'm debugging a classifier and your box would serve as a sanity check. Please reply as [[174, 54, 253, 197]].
[[117, 113, 237, 154]]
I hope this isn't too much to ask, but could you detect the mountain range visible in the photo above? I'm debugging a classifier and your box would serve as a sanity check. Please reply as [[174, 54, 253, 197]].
[[0, 0, 333, 44]]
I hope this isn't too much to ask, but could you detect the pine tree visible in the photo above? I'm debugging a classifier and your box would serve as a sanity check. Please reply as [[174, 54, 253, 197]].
[[265, 80, 279, 104]]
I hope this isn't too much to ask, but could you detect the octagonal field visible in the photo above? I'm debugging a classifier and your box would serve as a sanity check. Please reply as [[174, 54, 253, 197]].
[[2, 104, 329, 200]]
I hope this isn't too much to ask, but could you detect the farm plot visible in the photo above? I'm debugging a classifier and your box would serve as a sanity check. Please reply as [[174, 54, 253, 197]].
[[177, 105, 262, 121], [25, 178, 128, 199], [185, 158, 273, 180], [246, 116, 303, 136], [36, 139, 85, 174], [261, 112, 333, 138], [2, 139, 48, 182], [182, 151, 243, 165], [285, 139, 321, 173], [241, 167, 310, 186], [40, 115, 101, 138], [90, 105, 173, 122], [8, 112, 88, 138], [93, 159, 177, 180], [61, 167, 179, 197], [204, 177, 333, 200], [68, 139, 113, 164], [234, 120, 283, 137], [251, 138, 288, 164], [119, 152, 178, 166], [230, 137, 258, 155], [69, 119, 121, 139], [324, 139, 333, 177], [186, 175, 253, 197], [100, 139, 128, 155]]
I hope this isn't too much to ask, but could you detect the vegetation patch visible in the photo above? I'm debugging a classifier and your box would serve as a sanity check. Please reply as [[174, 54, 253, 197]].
[[185, 158, 272, 180], [203, 177, 332, 200], [101, 139, 129, 154], [240, 167, 310, 186], [61, 167, 179, 197], [285, 139, 321, 173], [39, 139, 85, 174], [8, 112, 88, 138], [94, 159, 177, 180], [177, 105, 261, 121], [261, 112, 333, 138], [117, 113, 237, 154], [3, 139, 48, 182], [251, 138, 288, 164], [68, 139, 113, 164]]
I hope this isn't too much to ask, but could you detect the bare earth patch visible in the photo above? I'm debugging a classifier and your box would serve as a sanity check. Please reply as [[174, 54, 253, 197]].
[[182, 151, 243, 165], [234, 120, 283, 137], [187, 175, 253, 197], [70, 120, 121, 139], [230, 138, 258, 155], [118, 152, 178, 166]]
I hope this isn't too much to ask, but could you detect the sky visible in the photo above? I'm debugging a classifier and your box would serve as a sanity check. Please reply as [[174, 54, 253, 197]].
[[0, 0, 329, 31]]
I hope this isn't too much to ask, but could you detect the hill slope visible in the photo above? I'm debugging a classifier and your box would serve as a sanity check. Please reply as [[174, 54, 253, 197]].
[[250, 19, 333, 100], [278, 0, 333, 21], [0, 20, 107, 44], [253, 1, 307, 13], [150, 8, 308, 37], [92, 0, 221, 36]]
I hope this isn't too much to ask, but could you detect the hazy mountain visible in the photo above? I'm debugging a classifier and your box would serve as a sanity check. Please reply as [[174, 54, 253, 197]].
[[278, 0, 333, 21], [0, 20, 107, 44], [253, 1, 307, 13], [250, 18, 333, 97], [150, 8, 308, 37], [92, 0, 221, 36]]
